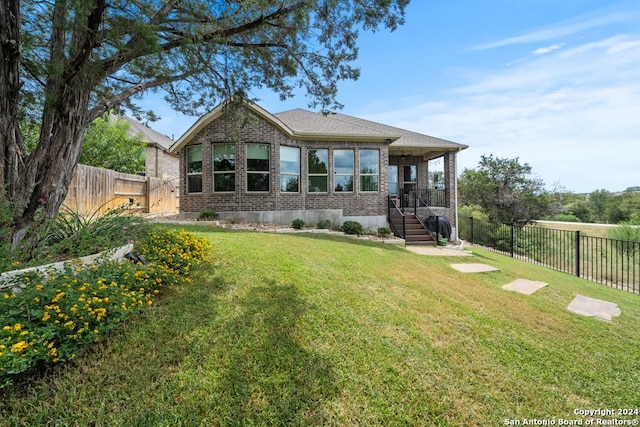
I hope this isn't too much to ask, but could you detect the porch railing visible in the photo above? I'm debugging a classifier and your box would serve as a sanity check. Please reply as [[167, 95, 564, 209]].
[[388, 194, 442, 242], [387, 195, 406, 238]]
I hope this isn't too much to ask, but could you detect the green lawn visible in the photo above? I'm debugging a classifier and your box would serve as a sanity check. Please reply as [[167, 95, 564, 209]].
[[2, 226, 639, 426]]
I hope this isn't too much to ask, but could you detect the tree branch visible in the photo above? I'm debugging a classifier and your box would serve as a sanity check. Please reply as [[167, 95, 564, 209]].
[[99, 2, 307, 75], [88, 72, 192, 121]]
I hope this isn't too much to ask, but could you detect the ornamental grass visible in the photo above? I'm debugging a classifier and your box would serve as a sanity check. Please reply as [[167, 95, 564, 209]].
[[0, 226, 211, 388]]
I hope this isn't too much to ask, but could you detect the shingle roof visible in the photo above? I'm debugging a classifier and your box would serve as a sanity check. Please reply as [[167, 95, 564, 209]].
[[274, 109, 467, 150], [170, 98, 467, 152], [124, 116, 174, 150]]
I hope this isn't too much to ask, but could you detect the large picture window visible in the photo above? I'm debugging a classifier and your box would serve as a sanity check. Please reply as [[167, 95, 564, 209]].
[[280, 146, 300, 193], [359, 150, 379, 192], [212, 143, 235, 192], [333, 150, 354, 192], [186, 145, 202, 193], [308, 149, 328, 192], [247, 144, 270, 192]]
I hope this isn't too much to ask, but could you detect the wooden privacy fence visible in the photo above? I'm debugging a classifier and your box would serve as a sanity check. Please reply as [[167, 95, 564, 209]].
[[63, 164, 179, 215]]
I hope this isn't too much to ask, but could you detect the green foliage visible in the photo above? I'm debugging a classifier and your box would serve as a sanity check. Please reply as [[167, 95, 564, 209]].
[[458, 204, 488, 220], [79, 116, 146, 174], [548, 214, 582, 222], [608, 221, 640, 244], [1, 204, 147, 273], [197, 210, 219, 221], [341, 221, 363, 235], [42, 205, 148, 262], [291, 219, 305, 230], [458, 155, 550, 225], [133, 227, 212, 276], [316, 219, 332, 229], [0, 227, 210, 387], [377, 227, 392, 237]]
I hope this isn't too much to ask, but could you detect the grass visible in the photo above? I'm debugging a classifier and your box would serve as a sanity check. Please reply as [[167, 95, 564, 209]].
[[1, 226, 639, 426], [536, 220, 618, 238]]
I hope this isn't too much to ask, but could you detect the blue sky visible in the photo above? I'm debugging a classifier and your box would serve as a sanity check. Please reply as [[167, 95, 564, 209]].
[[142, 0, 640, 194]]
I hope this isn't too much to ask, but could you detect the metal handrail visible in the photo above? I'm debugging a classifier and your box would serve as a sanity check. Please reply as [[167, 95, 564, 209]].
[[387, 195, 406, 238], [414, 192, 441, 243]]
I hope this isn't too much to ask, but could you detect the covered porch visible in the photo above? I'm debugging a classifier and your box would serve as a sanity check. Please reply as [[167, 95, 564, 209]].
[[386, 145, 463, 241]]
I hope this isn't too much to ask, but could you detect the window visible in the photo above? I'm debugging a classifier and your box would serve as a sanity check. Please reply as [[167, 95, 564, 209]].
[[388, 165, 399, 195], [280, 146, 300, 193], [359, 150, 379, 192], [333, 150, 354, 192], [247, 144, 270, 192], [212, 143, 235, 192], [186, 145, 202, 193], [308, 149, 328, 192]]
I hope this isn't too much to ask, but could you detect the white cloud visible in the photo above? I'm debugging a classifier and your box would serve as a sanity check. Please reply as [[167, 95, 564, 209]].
[[472, 9, 635, 51], [362, 35, 640, 193], [533, 44, 564, 55]]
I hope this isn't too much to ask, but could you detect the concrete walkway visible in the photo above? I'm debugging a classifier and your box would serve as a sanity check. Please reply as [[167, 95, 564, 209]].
[[502, 279, 549, 295], [567, 295, 621, 321], [406, 246, 472, 256]]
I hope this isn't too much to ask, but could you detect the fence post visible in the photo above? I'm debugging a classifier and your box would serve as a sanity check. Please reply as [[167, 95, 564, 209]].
[[575, 230, 581, 278], [510, 224, 515, 258], [470, 217, 474, 245]]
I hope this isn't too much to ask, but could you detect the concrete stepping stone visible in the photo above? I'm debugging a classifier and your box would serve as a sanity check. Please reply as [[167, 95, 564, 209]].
[[450, 263, 499, 273], [502, 279, 548, 295], [567, 295, 621, 321]]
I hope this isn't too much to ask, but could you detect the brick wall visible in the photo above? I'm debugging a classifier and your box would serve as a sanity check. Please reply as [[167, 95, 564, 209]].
[[178, 109, 389, 217]]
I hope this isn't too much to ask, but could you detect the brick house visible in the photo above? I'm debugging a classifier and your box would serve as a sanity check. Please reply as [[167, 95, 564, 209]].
[[124, 116, 180, 179], [170, 98, 467, 241]]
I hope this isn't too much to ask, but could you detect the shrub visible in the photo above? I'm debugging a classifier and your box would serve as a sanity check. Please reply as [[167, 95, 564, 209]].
[[342, 221, 363, 235], [548, 214, 581, 223], [197, 210, 219, 221], [292, 219, 305, 230], [0, 226, 210, 388], [316, 219, 332, 229], [377, 227, 392, 237], [43, 204, 148, 261]]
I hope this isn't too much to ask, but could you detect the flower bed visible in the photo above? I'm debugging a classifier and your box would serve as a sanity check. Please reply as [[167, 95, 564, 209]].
[[0, 227, 211, 388]]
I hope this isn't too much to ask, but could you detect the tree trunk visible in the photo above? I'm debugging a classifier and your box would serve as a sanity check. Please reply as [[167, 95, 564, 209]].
[[9, 89, 91, 249], [0, 0, 24, 206]]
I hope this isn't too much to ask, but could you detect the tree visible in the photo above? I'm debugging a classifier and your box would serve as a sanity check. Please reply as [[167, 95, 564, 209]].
[[1, 0, 409, 247], [458, 155, 550, 225], [586, 189, 612, 223], [79, 116, 146, 174]]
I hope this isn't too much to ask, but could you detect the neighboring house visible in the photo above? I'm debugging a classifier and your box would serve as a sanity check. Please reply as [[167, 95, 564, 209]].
[[170, 98, 468, 240], [124, 116, 180, 179]]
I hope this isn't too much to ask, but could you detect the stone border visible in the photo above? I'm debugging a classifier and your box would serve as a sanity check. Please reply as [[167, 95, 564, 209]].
[[0, 244, 134, 293]]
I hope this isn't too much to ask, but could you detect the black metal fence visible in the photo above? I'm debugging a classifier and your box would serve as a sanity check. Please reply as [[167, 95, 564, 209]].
[[459, 217, 640, 295]]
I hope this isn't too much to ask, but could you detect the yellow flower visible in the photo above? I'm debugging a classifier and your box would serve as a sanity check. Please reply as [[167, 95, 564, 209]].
[[10, 341, 28, 353], [2, 326, 11, 331], [14, 324, 21, 331], [42, 312, 51, 322], [20, 331, 29, 336], [3, 293, 9, 299]]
